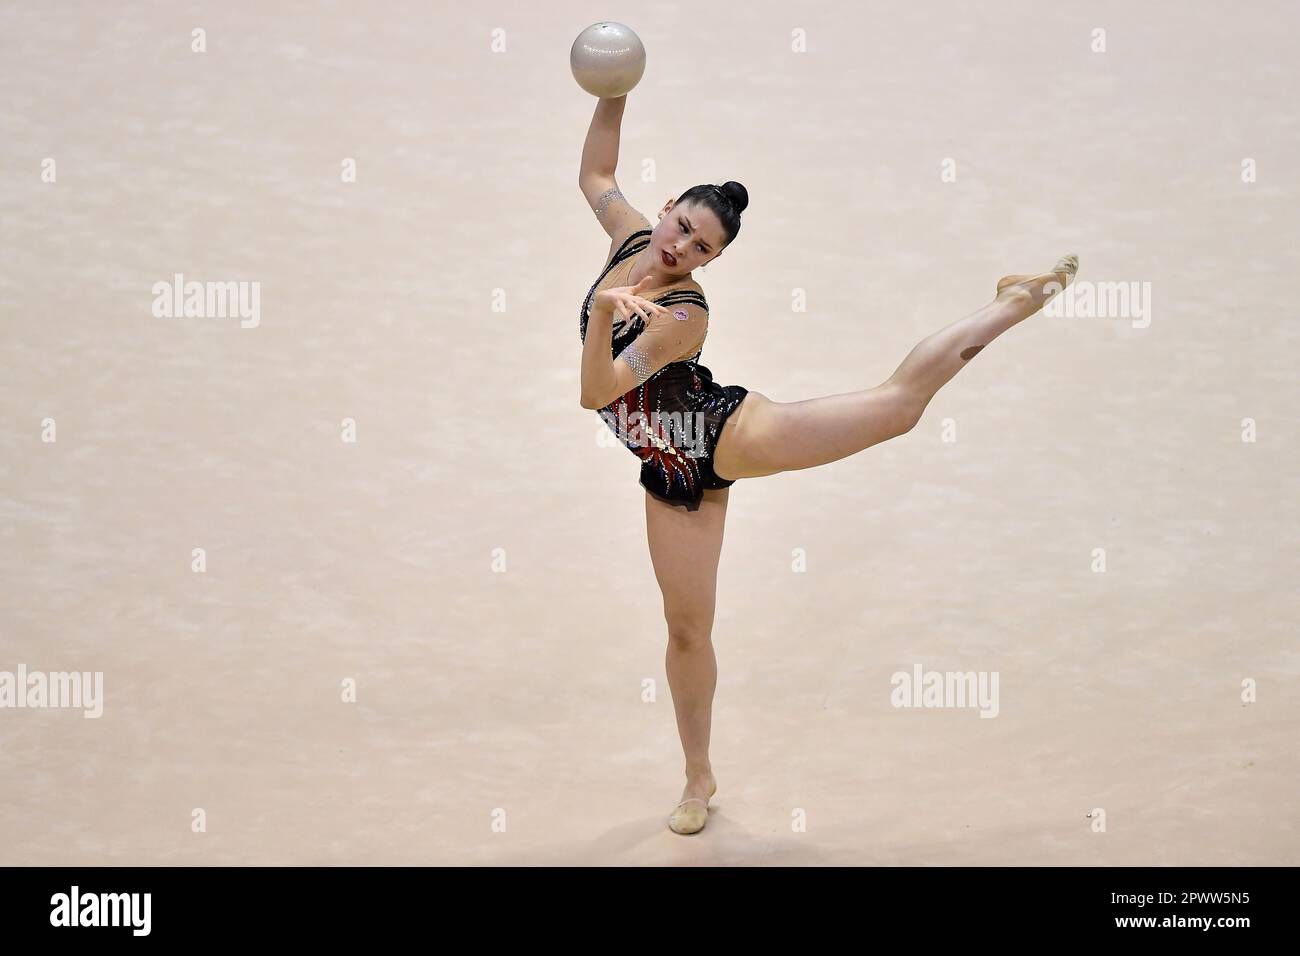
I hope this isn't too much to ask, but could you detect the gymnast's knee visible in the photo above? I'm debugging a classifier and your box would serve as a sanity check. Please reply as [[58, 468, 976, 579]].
[[664, 614, 713, 649], [884, 383, 928, 437]]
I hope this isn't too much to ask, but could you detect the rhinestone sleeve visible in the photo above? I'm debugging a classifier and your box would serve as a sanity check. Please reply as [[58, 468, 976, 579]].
[[615, 341, 655, 386], [593, 186, 625, 220]]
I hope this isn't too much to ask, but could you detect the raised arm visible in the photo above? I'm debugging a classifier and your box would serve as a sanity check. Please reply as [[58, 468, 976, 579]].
[[578, 95, 651, 242]]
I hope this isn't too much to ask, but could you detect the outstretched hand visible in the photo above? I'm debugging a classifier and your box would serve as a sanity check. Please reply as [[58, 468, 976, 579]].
[[594, 275, 671, 325]]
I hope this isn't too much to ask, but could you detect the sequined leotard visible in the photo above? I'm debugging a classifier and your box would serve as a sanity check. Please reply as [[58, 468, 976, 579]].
[[580, 229, 749, 512]]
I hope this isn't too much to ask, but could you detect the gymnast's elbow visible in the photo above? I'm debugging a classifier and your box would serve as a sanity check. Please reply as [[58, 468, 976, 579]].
[[580, 380, 621, 409]]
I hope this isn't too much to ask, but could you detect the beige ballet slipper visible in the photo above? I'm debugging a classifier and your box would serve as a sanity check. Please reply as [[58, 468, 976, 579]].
[[996, 254, 1080, 297], [668, 783, 717, 835]]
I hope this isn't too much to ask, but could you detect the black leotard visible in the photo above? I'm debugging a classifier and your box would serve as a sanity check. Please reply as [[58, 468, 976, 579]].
[[580, 229, 749, 512]]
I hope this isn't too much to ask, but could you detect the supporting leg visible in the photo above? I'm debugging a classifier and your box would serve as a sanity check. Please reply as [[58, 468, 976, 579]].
[[645, 486, 728, 830]]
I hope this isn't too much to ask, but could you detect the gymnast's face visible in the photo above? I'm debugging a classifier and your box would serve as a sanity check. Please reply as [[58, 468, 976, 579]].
[[649, 200, 727, 277]]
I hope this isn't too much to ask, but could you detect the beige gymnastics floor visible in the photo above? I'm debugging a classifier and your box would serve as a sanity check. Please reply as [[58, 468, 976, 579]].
[[1, 1, 1296, 865]]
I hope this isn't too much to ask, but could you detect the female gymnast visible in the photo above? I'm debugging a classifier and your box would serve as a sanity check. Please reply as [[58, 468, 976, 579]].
[[577, 95, 1077, 835]]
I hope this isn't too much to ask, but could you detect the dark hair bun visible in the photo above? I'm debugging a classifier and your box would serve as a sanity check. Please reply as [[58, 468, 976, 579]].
[[719, 181, 748, 215]]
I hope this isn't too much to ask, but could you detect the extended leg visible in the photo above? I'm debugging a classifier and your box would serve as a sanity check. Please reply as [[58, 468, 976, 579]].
[[713, 259, 1077, 480]]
